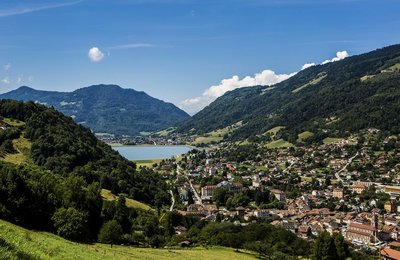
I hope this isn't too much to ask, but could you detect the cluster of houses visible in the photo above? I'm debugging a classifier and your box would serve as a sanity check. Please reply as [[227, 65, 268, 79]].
[[157, 128, 400, 256]]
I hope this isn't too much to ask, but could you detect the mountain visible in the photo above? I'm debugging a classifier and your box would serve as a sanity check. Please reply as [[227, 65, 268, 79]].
[[0, 84, 190, 136], [176, 44, 400, 140]]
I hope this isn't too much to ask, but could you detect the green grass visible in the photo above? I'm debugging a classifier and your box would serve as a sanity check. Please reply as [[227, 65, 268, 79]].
[[292, 73, 327, 93], [0, 219, 256, 260], [2, 136, 31, 165], [154, 127, 177, 137], [2, 118, 25, 127], [192, 122, 242, 145], [381, 63, 400, 73], [322, 137, 342, 144], [100, 189, 152, 211], [266, 139, 294, 149], [133, 159, 162, 168], [297, 131, 314, 142], [265, 126, 285, 136]]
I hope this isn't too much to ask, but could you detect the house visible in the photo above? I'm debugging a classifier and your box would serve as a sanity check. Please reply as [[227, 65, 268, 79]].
[[254, 209, 271, 218], [271, 189, 286, 202], [380, 247, 400, 260], [174, 226, 187, 235], [252, 176, 261, 188], [385, 200, 397, 213], [201, 185, 217, 200], [385, 217, 400, 226], [384, 186, 400, 196], [333, 188, 344, 199], [346, 222, 377, 245], [353, 183, 366, 194], [298, 224, 311, 238]]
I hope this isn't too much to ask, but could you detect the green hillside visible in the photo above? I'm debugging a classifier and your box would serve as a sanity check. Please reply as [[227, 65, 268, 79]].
[[0, 84, 190, 136], [0, 219, 256, 260], [0, 100, 170, 242], [176, 44, 400, 141]]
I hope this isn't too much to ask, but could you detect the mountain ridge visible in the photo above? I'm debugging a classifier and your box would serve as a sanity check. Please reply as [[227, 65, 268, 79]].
[[0, 84, 190, 136], [176, 44, 400, 141]]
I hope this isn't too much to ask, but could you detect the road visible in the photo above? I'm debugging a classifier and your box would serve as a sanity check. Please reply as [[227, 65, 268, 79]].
[[177, 165, 203, 206], [335, 152, 359, 183], [169, 190, 175, 211]]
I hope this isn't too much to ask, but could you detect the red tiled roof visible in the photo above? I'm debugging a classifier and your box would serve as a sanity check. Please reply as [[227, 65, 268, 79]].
[[349, 222, 376, 231], [354, 183, 365, 189], [389, 241, 400, 248], [381, 247, 400, 260]]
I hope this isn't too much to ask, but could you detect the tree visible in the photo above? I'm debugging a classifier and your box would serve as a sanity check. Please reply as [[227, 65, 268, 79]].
[[98, 220, 123, 245], [212, 187, 230, 207], [52, 207, 89, 242], [313, 231, 339, 260]]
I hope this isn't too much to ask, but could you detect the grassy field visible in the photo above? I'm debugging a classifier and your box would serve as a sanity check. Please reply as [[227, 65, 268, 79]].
[[292, 72, 327, 93], [154, 127, 176, 137], [2, 118, 25, 127], [2, 136, 31, 165], [297, 131, 314, 142], [265, 126, 285, 136], [323, 137, 343, 144], [0, 219, 257, 260], [381, 63, 400, 73], [192, 122, 242, 145], [100, 189, 152, 211], [133, 159, 162, 168], [266, 139, 294, 149]]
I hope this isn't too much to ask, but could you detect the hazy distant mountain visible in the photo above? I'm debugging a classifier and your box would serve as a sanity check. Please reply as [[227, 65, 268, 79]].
[[0, 84, 190, 136], [176, 44, 400, 140]]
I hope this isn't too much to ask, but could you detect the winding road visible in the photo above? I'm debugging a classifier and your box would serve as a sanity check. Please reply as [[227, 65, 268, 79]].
[[335, 152, 359, 183]]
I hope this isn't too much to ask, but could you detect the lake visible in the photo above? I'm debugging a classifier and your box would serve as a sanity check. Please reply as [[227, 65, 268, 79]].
[[112, 145, 194, 160]]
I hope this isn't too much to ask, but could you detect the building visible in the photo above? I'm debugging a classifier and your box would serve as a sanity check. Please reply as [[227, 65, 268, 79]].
[[271, 189, 286, 202], [298, 224, 311, 238], [385, 200, 397, 213], [353, 183, 366, 194], [201, 185, 217, 200], [346, 222, 377, 245], [201, 182, 243, 200], [333, 188, 344, 199], [254, 209, 270, 218], [385, 186, 400, 196], [380, 247, 400, 260]]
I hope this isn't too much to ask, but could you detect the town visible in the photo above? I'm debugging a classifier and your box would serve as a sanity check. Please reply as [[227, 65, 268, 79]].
[[140, 128, 400, 258]]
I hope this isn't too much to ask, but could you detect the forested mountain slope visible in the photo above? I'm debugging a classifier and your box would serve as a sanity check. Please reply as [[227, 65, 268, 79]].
[[176, 44, 400, 140], [0, 84, 190, 136], [0, 100, 169, 240]]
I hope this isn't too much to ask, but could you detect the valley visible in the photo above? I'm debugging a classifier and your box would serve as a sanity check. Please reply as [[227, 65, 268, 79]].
[[0, 44, 399, 260]]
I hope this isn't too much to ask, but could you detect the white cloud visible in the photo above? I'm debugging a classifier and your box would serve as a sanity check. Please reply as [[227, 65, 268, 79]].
[[321, 50, 349, 65], [301, 62, 315, 70], [179, 50, 350, 114], [88, 47, 105, 62], [179, 69, 297, 114], [1, 77, 10, 84], [3, 63, 11, 70]]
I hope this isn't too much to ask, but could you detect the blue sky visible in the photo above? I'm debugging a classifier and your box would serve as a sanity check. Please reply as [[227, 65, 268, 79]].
[[0, 0, 399, 113]]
